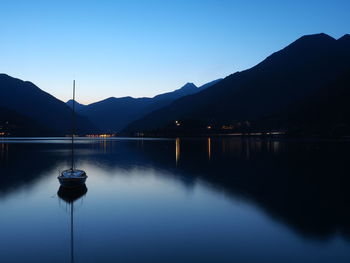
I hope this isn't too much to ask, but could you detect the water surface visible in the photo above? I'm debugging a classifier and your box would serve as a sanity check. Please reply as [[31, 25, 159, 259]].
[[0, 137, 349, 263]]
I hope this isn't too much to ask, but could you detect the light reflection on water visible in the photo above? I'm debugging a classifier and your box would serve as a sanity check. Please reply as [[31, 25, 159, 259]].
[[175, 137, 180, 165], [0, 137, 349, 263]]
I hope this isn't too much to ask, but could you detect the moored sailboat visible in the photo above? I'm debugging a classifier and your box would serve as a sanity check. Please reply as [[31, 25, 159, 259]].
[[58, 80, 87, 188]]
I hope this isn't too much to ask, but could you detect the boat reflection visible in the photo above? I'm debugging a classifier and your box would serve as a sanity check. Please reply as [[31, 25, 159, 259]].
[[57, 184, 88, 263], [58, 184, 88, 203]]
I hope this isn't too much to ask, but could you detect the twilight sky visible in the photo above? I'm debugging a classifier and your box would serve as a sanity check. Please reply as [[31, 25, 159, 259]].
[[1, 0, 349, 104]]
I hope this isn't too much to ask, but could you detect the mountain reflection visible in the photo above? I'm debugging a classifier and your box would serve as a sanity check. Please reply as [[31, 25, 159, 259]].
[[0, 138, 350, 241]]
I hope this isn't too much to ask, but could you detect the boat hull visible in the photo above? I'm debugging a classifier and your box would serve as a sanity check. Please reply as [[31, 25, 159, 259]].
[[58, 169, 87, 188]]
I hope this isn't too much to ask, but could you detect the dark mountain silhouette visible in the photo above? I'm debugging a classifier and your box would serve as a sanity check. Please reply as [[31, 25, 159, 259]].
[[196, 78, 222, 90], [66, 99, 86, 111], [258, 70, 350, 136], [71, 80, 221, 133], [0, 106, 54, 136], [77, 96, 152, 133], [152, 82, 198, 101], [124, 33, 350, 136], [0, 74, 95, 135]]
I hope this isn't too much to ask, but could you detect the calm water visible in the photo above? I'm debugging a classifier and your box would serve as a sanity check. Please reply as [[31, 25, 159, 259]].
[[0, 137, 349, 263]]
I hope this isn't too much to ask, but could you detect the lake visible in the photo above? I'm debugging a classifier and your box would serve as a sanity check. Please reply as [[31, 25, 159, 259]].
[[0, 137, 349, 263]]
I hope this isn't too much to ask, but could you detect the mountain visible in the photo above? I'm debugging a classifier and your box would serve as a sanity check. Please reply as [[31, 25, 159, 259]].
[[152, 82, 198, 102], [197, 79, 222, 90], [0, 74, 95, 135], [134, 80, 222, 116], [0, 106, 54, 136], [66, 99, 86, 111], [124, 33, 350, 136], [72, 80, 221, 133], [263, 69, 350, 136], [77, 96, 152, 133]]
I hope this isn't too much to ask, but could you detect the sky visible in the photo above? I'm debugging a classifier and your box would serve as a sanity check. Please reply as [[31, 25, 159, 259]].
[[0, 0, 349, 104]]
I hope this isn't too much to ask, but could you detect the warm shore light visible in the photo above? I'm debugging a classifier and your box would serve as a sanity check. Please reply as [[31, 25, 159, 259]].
[[86, 134, 115, 138]]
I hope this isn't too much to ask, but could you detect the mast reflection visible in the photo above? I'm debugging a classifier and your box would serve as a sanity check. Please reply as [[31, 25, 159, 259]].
[[57, 185, 88, 263]]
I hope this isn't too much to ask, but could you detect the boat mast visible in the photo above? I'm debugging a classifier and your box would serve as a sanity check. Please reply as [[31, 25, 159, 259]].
[[71, 80, 76, 170]]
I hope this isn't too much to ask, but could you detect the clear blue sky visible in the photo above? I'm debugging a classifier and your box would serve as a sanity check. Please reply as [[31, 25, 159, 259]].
[[1, 0, 349, 104]]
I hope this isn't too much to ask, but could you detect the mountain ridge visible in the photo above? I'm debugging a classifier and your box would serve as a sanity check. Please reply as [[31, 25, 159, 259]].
[[69, 79, 222, 132], [0, 74, 95, 135], [123, 33, 350, 136], [2, 33, 349, 137]]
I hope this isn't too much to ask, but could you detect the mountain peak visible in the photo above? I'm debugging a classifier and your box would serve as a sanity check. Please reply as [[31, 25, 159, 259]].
[[66, 99, 84, 105], [0, 73, 11, 79], [66, 99, 86, 111], [299, 33, 335, 41], [261, 33, 337, 64], [96, 96, 140, 105], [180, 82, 197, 90], [338, 34, 350, 43], [290, 33, 336, 48], [338, 34, 350, 39]]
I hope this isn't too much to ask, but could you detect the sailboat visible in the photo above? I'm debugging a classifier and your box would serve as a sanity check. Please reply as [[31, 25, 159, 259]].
[[58, 80, 87, 188]]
